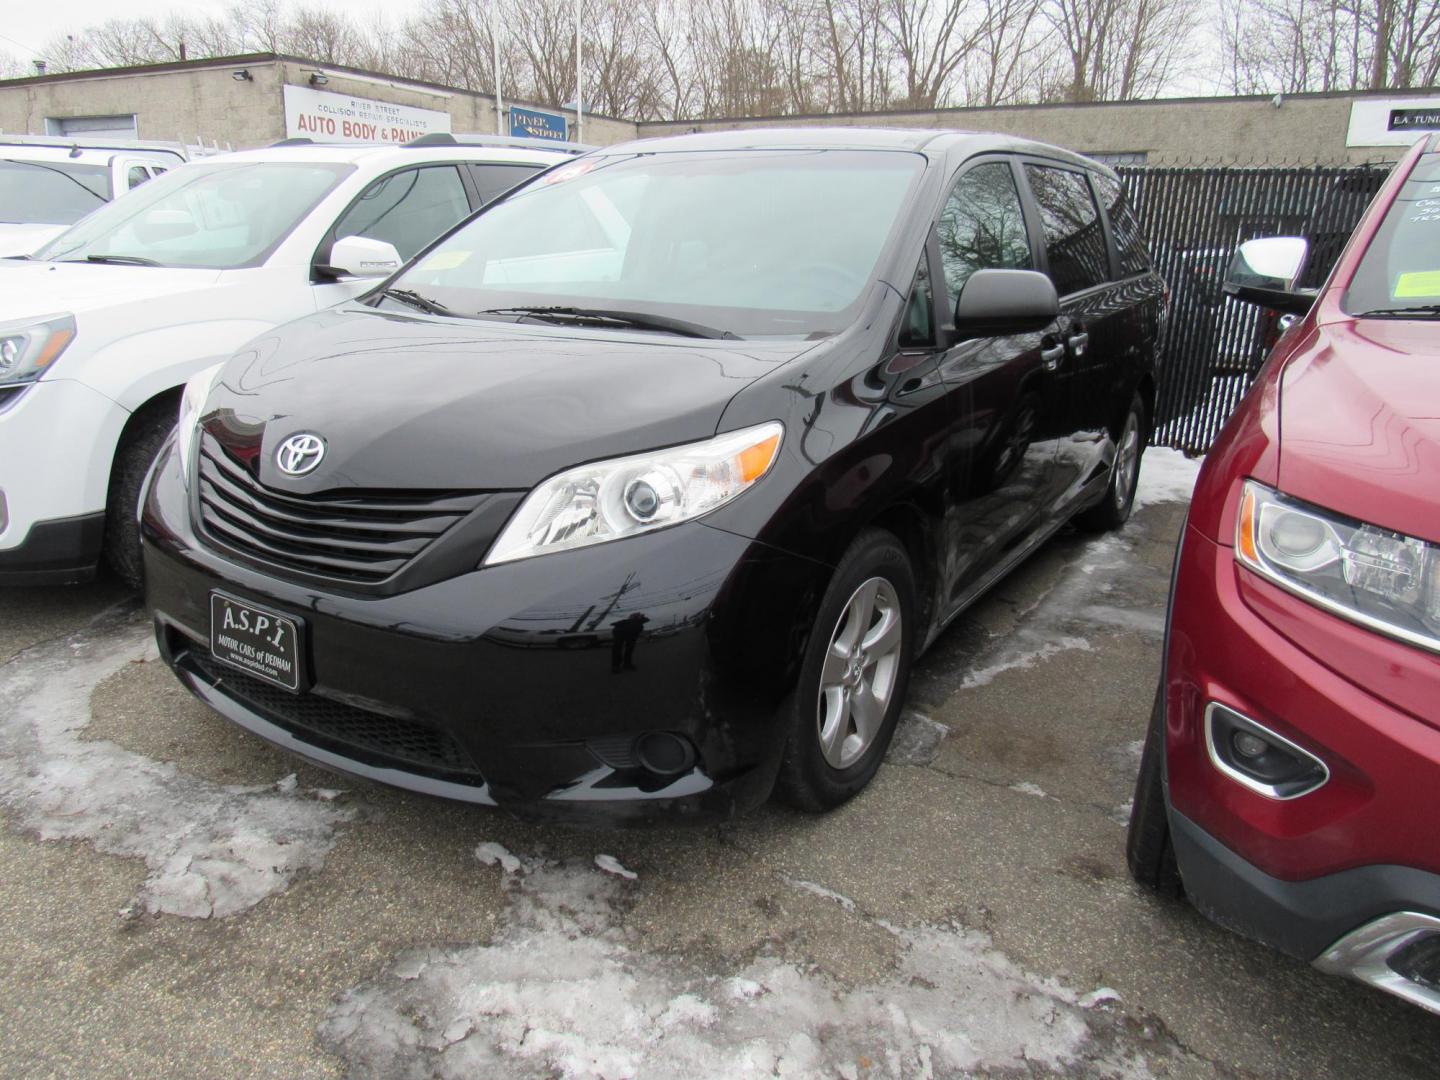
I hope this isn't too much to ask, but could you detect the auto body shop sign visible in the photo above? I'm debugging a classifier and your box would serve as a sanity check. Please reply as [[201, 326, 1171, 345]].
[[283, 85, 451, 144]]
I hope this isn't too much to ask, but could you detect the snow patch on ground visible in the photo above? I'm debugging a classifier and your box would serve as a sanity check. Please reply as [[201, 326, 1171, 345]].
[[1133, 447, 1203, 510], [321, 855, 1152, 1079], [1009, 781, 1048, 799], [475, 842, 524, 875], [0, 611, 355, 918], [885, 709, 950, 766], [960, 636, 1093, 689], [786, 877, 858, 913], [594, 854, 637, 880]]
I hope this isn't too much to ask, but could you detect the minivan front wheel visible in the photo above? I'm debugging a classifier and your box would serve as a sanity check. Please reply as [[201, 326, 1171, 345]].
[[775, 530, 915, 811]]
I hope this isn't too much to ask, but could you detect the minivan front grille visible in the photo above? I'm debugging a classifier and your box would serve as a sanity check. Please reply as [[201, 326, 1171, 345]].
[[184, 643, 483, 781], [196, 434, 487, 583]]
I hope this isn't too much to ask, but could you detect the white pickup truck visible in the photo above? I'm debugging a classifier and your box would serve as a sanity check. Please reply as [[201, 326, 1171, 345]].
[[0, 135, 581, 586], [0, 135, 191, 256]]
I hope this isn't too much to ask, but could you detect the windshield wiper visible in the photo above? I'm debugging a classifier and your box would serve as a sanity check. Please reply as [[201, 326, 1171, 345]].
[[478, 305, 737, 340], [69, 254, 162, 267], [1356, 304, 1440, 317], [378, 288, 452, 316]]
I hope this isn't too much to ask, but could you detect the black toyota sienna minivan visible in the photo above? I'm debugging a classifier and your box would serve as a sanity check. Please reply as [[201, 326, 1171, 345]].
[[142, 128, 1163, 823]]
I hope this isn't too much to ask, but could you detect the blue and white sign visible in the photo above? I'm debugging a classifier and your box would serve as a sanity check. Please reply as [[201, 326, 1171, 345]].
[[510, 107, 569, 142]]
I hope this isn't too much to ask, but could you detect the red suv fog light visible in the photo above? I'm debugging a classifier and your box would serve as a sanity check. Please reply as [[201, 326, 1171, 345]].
[[1204, 703, 1329, 800]]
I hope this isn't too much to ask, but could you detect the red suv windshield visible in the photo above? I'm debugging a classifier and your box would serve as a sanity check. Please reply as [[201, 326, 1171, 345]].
[[1344, 152, 1440, 317]]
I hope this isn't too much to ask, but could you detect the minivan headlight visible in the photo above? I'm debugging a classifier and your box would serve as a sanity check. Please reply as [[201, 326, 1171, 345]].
[[0, 314, 76, 386], [484, 421, 783, 565], [1236, 480, 1440, 653], [177, 363, 226, 488]]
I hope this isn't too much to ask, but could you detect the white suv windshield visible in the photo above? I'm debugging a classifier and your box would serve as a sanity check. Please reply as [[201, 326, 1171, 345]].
[[0, 158, 111, 225], [393, 150, 925, 338], [36, 160, 354, 269]]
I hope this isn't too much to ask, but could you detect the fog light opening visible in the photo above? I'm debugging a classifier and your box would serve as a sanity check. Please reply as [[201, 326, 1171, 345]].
[[634, 731, 696, 777], [1388, 932, 1440, 993], [1204, 703, 1329, 800]]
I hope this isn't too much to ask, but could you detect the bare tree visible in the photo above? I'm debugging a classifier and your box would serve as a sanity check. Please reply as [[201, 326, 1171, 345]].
[[1045, 0, 1198, 101], [1218, 0, 1440, 92]]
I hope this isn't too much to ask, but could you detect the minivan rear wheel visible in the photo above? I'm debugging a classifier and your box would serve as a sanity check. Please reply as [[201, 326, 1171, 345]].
[[1078, 393, 1146, 532], [774, 529, 915, 812]]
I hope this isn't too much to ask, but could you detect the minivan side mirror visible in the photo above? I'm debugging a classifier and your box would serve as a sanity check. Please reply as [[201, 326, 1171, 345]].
[[953, 269, 1059, 337], [323, 235, 404, 279], [1224, 237, 1316, 315]]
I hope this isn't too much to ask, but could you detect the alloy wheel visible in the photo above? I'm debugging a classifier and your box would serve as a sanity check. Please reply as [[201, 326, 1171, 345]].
[[816, 576, 903, 769], [1114, 410, 1141, 511]]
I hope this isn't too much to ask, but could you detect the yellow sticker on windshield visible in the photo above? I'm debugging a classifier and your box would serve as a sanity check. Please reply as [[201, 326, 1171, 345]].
[[417, 250, 471, 272], [1394, 270, 1440, 298]]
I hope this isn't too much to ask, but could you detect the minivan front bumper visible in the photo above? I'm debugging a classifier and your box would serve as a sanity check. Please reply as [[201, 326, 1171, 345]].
[[141, 439, 830, 824]]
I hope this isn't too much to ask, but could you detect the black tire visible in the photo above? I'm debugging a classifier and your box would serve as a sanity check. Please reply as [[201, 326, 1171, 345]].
[[1126, 682, 1183, 897], [774, 528, 916, 812], [104, 410, 175, 591], [1077, 392, 1147, 532]]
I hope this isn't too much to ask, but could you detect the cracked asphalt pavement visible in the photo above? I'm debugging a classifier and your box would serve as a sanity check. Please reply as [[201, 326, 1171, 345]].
[[1, 482, 1438, 1077]]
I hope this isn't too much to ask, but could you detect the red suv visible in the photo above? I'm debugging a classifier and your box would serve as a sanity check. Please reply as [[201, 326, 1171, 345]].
[[1128, 134, 1440, 1013]]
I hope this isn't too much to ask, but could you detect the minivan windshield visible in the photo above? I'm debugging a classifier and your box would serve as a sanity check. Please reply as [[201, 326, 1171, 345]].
[[0, 158, 111, 225], [1344, 152, 1440, 317], [390, 150, 925, 338], [36, 160, 354, 269]]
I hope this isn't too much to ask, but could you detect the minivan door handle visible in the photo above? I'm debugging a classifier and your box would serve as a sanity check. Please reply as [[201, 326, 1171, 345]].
[[1040, 342, 1065, 371], [1066, 330, 1090, 357]]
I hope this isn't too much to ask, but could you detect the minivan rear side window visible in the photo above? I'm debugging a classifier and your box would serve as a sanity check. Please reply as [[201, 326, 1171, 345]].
[[1024, 164, 1110, 295], [1092, 172, 1150, 277], [937, 161, 1032, 299]]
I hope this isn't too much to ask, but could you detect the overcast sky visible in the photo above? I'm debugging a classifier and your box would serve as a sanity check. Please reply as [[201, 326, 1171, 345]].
[[0, 1, 396, 61]]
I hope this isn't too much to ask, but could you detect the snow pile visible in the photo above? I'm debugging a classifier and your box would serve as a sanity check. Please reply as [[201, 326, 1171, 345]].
[[1133, 447, 1203, 510], [884, 709, 950, 766], [321, 856, 1151, 1079], [0, 611, 355, 918]]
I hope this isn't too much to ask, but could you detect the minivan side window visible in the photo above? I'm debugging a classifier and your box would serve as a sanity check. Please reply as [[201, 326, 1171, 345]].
[[333, 165, 471, 260], [937, 162, 1032, 299], [1092, 172, 1150, 277], [1024, 164, 1110, 295]]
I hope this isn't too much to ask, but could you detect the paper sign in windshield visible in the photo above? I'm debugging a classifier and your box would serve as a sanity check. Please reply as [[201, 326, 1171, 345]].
[[1394, 270, 1440, 298]]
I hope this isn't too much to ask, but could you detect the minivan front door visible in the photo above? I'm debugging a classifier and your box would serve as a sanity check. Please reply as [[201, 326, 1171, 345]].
[[932, 159, 1063, 611]]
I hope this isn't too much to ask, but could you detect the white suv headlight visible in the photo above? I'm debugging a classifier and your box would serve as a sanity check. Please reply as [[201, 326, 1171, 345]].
[[1237, 480, 1440, 653], [0, 314, 76, 386], [177, 363, 226, 488], [484, 421, 784, 565]]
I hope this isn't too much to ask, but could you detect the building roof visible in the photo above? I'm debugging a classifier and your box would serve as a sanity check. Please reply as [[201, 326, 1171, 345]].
[[0, 52, 626, 124]]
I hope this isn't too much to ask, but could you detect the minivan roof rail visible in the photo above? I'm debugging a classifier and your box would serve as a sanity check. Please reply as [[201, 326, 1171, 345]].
[[405, 132, 594, 154], [0, 133, 189, 158], [270, 137, 315, 146]]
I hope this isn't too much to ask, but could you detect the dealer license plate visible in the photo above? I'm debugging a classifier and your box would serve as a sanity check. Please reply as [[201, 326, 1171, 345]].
[[209, 593, 303, 692]]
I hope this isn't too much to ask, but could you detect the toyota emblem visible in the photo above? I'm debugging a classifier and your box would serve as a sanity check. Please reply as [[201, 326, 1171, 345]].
[[276, 433, 326, 476]]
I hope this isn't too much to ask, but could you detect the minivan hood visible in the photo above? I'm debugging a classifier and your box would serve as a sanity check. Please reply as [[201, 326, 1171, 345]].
[[1278, 317, 1440, 543], [206, 306, 816, 491], [0, 259, 222, 321]]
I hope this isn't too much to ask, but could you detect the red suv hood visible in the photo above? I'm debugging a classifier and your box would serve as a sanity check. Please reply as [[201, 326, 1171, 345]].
[[1278, 317, 1440, 543]]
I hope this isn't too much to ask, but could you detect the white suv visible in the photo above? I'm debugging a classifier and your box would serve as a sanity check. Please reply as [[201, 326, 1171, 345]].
[[0, 137, 580, 586], [0, 136, 190, 256]]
